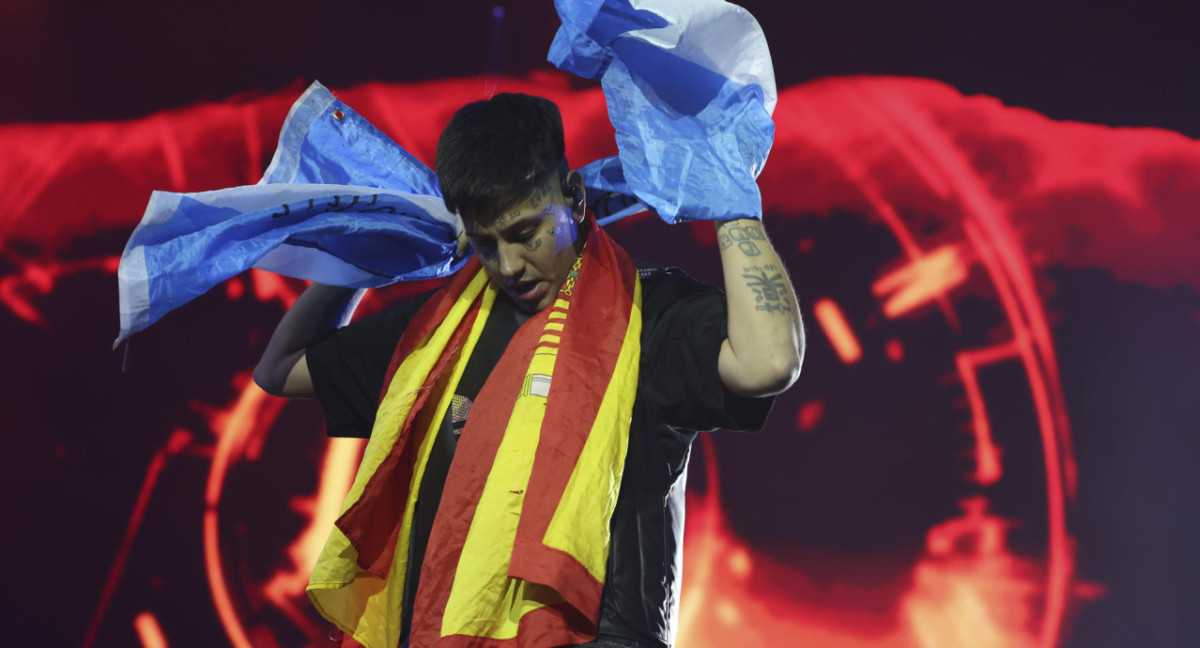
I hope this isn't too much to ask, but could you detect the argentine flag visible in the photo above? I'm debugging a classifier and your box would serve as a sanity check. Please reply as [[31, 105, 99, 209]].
[[114, 0, 776, 345], [556, 0, 777, 224], [114, 83, 465, 347]]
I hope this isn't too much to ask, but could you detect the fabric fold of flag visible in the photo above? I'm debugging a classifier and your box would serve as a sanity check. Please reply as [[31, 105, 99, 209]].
[[113, 82, 466, 347], [308, 218, 642, 648], [551, 0, 777, 223]]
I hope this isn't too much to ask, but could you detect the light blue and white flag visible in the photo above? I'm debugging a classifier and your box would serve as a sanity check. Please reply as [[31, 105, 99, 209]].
[[552, 0, 777, 224], [116, 1, 777, 344], [114, 83, 464, 347]]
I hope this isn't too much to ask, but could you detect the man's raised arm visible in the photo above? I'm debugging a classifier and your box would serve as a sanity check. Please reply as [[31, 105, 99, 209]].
[[253, 284, 366, 398], [715, 218, 805, 397]]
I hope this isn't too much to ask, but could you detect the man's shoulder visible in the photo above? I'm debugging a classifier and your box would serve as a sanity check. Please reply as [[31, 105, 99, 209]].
[[633, 259, 711, 285], [634, 259, 689, 281], [632, 259, 722, 318], [634, 258, 717, 290]]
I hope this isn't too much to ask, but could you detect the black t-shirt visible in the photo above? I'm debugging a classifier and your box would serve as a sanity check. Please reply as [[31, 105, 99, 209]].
[[307, 263, 773, 647]]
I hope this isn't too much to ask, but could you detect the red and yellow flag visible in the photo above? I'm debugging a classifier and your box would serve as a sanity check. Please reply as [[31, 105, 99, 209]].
[[308, 221, 642, 648]]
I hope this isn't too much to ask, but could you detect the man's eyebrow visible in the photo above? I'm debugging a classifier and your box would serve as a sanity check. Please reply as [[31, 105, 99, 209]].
[[497, 214, 543, 235], [467, 211, 546, 239]]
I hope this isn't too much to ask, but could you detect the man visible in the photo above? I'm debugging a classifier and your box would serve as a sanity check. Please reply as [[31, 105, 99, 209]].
[[255, 93, 803, 648]]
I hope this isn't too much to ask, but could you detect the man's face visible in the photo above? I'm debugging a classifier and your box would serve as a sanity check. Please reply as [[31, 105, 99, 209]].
[[464, 173, 582, 312]]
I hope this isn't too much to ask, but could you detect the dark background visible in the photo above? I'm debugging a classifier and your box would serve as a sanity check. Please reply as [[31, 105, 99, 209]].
[[2, 0, 1197, 135]]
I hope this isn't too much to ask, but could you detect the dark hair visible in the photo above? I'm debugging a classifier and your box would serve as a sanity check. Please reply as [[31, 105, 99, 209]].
[[435, 93, 567, 224]]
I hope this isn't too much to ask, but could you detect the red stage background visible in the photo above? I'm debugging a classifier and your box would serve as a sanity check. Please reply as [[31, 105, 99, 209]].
[[1, 2, 1197, 647]]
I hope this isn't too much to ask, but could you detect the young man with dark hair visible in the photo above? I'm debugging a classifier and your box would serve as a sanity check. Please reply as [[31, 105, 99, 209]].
[[255, 93, 803, 648]]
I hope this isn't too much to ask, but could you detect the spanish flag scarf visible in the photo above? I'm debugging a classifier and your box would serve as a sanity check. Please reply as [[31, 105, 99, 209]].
[[308, 220, 642, 648]]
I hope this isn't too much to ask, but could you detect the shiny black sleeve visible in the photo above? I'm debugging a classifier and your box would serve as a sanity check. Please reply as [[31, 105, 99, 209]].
[[638, 270, 775, 432], [305, 290, 437, 438]]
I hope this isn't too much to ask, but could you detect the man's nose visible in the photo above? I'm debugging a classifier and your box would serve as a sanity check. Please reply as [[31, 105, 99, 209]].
[[497, 242, 525, 280]]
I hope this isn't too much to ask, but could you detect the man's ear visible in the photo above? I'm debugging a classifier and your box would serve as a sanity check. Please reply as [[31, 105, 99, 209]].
[[563, 171, 586, 221]]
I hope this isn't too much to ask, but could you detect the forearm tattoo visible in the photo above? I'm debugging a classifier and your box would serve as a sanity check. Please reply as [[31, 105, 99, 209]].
[[742, 264, 791, 314], [718, 222, 766, 257]]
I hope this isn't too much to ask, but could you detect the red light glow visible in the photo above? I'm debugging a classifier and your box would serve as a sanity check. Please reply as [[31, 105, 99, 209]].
[[0, 254, 119, 327], [82, 428, 192, 648], [261, 436, 365, 636], [796, 400, 826, 431], [678, 442, 1046, 648], [251, 268, 301, 307], [955, 344, 1019, 486], [133, 611, 168, 648], [873, 244, 970, 318], [203, 375, 289, 648], [814, 298, 863, 364]]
